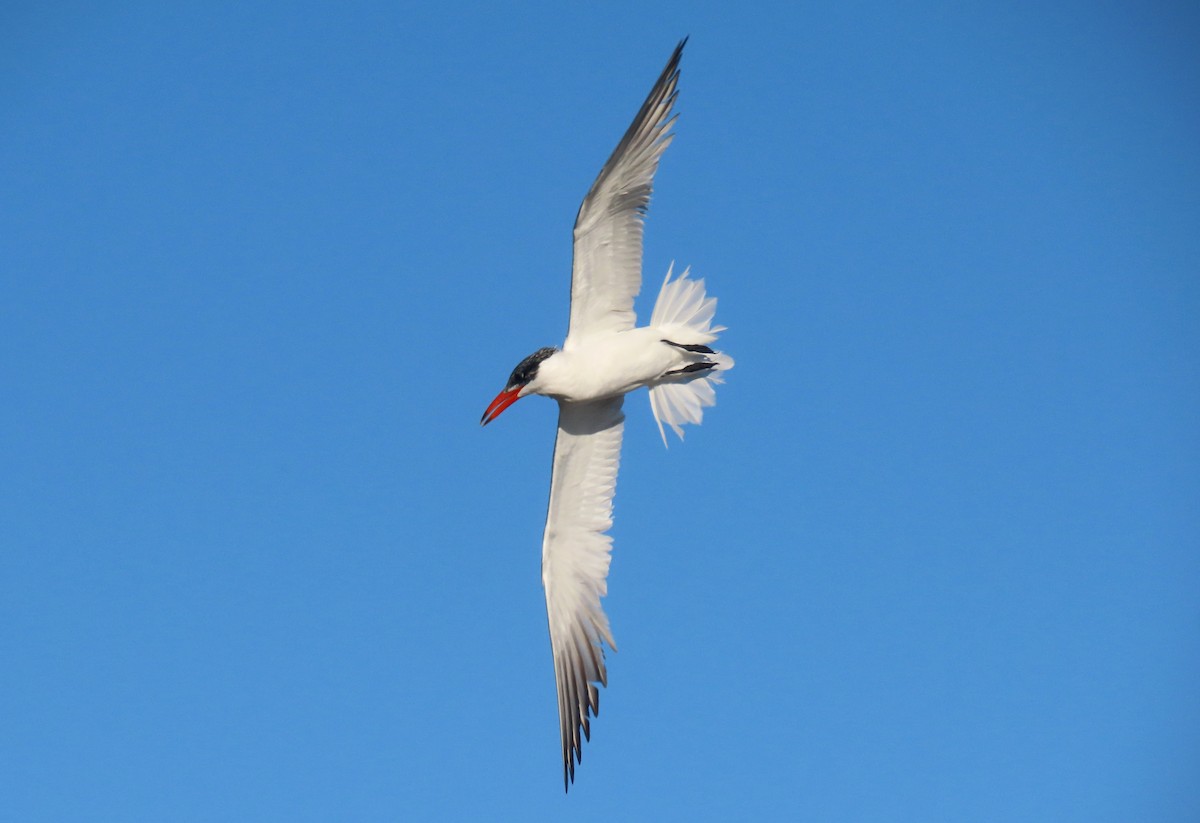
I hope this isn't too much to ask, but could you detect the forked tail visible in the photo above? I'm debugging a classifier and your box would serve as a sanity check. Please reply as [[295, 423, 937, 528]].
[[648, 264, 734, 446]]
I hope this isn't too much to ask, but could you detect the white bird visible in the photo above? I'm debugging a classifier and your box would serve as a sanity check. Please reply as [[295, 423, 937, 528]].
[[480, 39, 733, 791]]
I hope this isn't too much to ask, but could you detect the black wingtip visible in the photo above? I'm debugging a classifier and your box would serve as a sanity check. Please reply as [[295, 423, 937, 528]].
[[668, 37, 688, 73]]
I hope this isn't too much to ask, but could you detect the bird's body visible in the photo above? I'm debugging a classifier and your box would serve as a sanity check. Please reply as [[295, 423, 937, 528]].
[[541, 329, 680, 402], [481, 40, 733, 790], [525, 312, 723, 403]]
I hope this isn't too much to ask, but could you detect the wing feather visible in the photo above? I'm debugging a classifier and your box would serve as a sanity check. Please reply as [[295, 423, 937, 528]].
[[566, 39, 686, 344], [541, 396, 625, 790]]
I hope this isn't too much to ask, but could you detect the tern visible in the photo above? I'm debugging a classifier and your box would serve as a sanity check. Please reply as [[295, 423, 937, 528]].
[[481, 39, 733, 790]]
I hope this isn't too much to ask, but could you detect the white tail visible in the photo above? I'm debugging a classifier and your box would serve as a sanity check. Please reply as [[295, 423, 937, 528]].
[[648, 264, 734, 446]]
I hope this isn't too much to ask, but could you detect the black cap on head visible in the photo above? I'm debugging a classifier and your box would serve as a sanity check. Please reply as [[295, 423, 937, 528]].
[[507, 347, 557, 389]]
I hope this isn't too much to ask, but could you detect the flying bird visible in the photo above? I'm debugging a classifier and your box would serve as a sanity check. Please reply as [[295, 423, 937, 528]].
[[481, 39, 733, 790]]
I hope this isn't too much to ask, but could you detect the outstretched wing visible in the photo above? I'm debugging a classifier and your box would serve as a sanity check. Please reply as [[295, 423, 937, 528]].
[[566, 39, 685, 345], [541, 396, 625, 790]]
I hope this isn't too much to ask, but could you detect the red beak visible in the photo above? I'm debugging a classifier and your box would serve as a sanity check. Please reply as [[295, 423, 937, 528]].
[[481, 386, 522, 425]]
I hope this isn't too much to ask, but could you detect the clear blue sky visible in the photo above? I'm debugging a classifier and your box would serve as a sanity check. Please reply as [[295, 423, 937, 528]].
[[3, 2, 1197, 820]]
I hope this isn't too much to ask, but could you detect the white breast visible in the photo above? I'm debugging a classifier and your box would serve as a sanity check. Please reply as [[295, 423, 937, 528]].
[[539, 329, 680, 403]]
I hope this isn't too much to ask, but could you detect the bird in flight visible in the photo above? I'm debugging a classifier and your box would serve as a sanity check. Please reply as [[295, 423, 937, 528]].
[[481, 39, 733, 791]]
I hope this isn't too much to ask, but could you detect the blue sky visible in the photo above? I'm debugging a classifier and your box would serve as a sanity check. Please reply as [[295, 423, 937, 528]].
[[2, 2, 1197, 820]]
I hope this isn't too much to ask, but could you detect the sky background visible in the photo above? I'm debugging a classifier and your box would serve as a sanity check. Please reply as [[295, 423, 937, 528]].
[[2, 2, 1198, 820]]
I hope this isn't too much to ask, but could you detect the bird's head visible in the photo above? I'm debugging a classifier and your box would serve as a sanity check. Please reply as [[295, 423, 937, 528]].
[[480, 347, 558, 425]]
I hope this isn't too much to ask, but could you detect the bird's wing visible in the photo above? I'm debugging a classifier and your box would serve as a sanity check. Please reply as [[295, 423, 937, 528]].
[[565, 39, 685, 345], [541, 396, 625, 790]]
